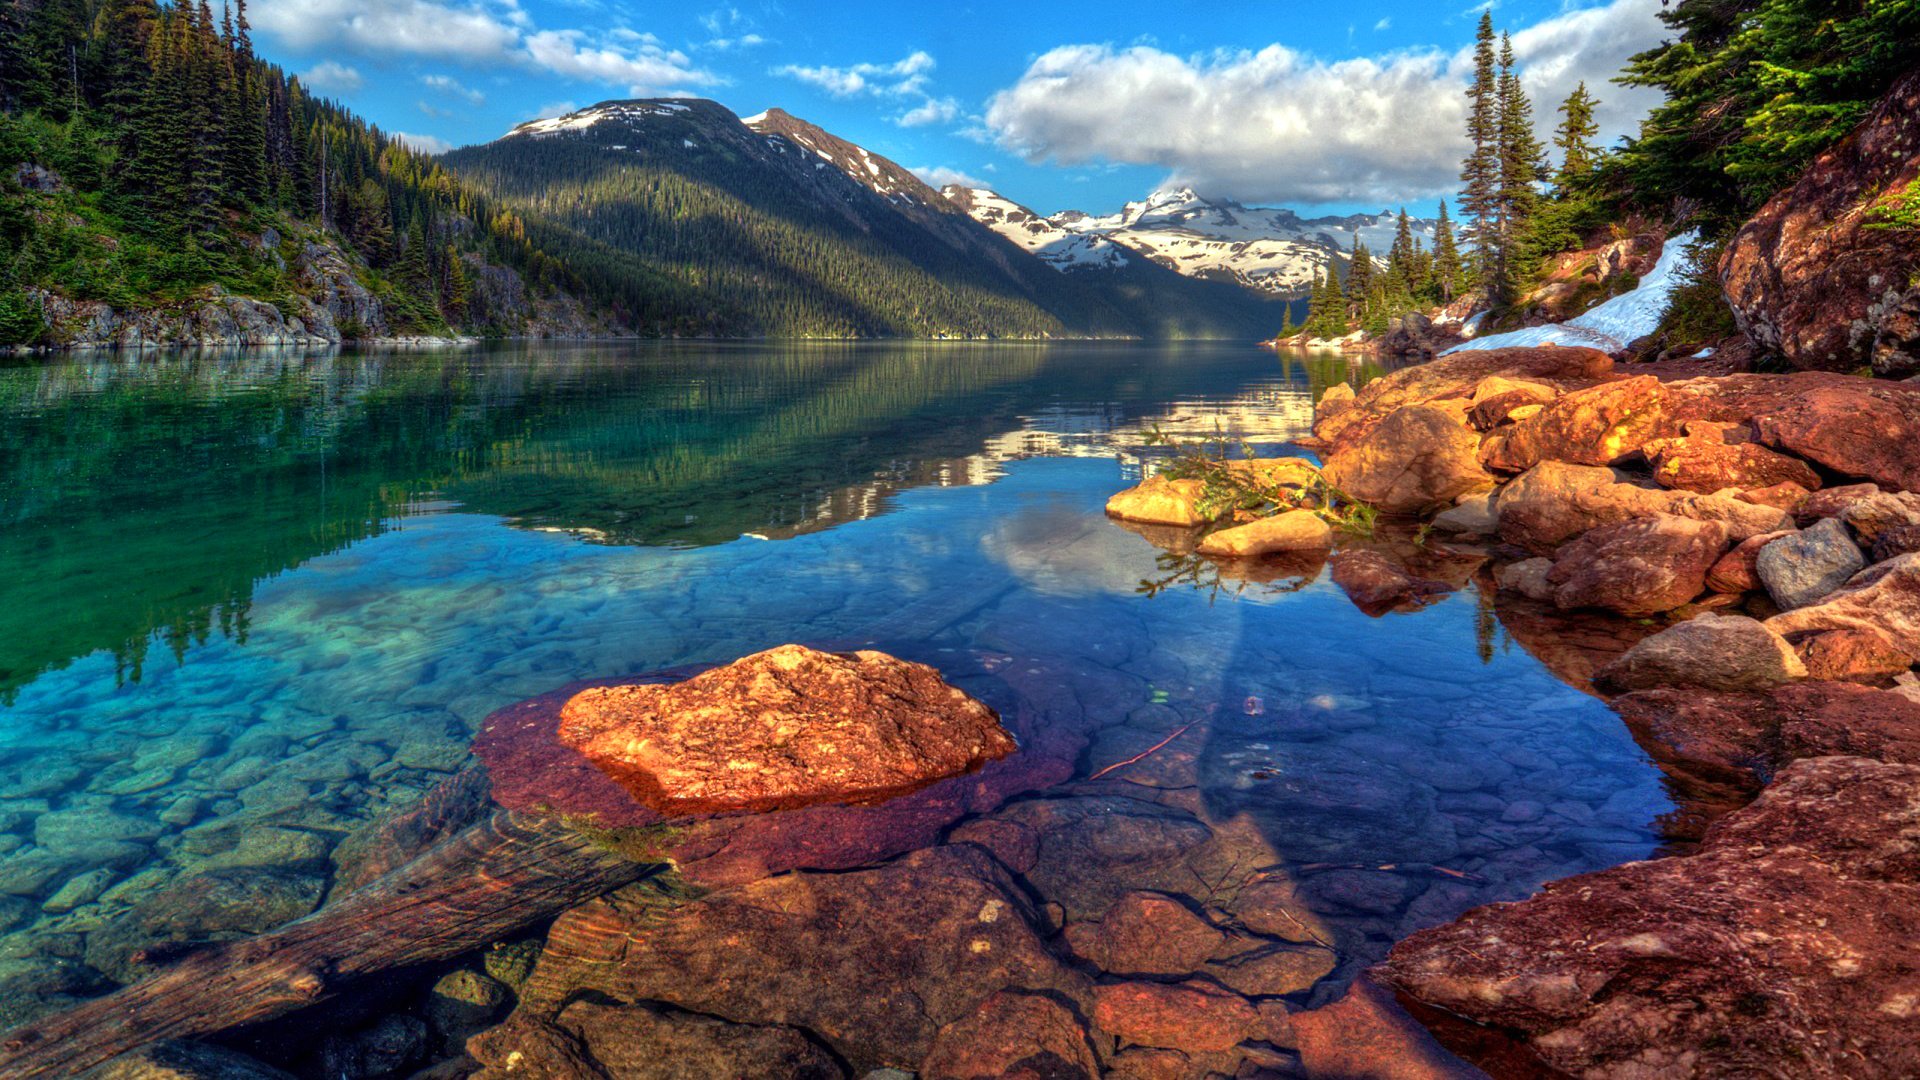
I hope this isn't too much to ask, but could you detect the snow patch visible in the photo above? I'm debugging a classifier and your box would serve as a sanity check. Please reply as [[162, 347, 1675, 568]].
[[1444, 233, 1698, 356]]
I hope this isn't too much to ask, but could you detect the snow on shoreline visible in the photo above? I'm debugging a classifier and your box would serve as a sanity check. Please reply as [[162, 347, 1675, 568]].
[[1444, 233, 1698, 355]]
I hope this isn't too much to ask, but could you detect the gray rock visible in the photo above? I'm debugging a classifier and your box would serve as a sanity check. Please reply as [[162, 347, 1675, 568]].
[[1433, 491, 1499, 535], [1594, 615, 1808, 692], [1495, 558, 1557, 603], [42, 867, 118, 914], [33, 810, 163, 859], [1758, 518, 1866, 610]]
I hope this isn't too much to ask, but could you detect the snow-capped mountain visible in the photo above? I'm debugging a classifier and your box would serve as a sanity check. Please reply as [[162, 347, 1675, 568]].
[[947, 186, 1440, 298], [940, 187, 1131, 270]]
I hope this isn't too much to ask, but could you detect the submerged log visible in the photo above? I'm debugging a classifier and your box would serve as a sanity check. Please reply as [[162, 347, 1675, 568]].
[[0, 796, 653, 1079]]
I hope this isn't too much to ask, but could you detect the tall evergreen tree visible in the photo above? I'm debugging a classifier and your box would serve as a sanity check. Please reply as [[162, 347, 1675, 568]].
[[1553, 82, 1600, 188], [1347, 232, 1373, 322], [1387, 208, 1417, 289], [1493, 32, 1545, 301], [1431, 200, 1463, 302], [1458, 11, 1501, 289]]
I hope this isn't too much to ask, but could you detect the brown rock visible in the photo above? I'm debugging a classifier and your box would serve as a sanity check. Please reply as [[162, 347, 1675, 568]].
[[1290, 978, 1481, 1080], [1329, 550, 1454, 617], [1194, 510, 1331, 558], [87, 1042, 296, 1080], [1378, 756, 1920, 1079], [545, 1000, 845, 1080], [1493, 557, 1556, 602], [1106, 476, 1219, 527], [1705, 530, 1792, 593], [556, 645, 1014, 814], [1497, 461, 1785, 556], [1315, 347, 1613, 446], [1793, 481, 1884, 526], [1484, 375, 1676, 473], [1545, 515, 1729, 616], [1202, 943, 1338, 998], [1840, 491, 1920, 545], [1643, 436, 1821, 494], [1466, 378, 1559, 431], [1795, 628, 1913, 684], [1614, 682, 1920, 793], [1722, 69, 1920, 375], [512, 846, 1083, 1073], [1872, 523, 1920, 563], [1753, 382, 1920, 492], [948, 819, 1041, 874], [1064, 891, 1226, 976], [1738, 480, 1812, 511], [1593, 614, 1806, 692], [1321, 406, 1495, 516], [920, 992, 1099, 1080], [1091, 980, 1259, 1053], [1768, 552, 1920, 660]]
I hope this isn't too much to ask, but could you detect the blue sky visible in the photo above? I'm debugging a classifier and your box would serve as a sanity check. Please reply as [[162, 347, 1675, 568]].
[[248, 0, 1671, 215]]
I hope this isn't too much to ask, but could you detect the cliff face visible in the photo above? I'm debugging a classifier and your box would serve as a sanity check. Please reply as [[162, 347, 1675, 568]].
[[1722, 68, 1920, 376], [25, 227, 612, 349]]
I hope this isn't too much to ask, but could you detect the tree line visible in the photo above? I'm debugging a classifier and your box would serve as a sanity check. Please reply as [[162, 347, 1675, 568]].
[[0, 0, 593, 343]]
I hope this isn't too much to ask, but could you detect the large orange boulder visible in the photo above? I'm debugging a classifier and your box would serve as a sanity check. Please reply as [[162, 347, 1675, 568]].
[[1546, 515, 1729, 616], [1722, 69, 1920, 375], [1482, 375, 1676, 472], [557, 645, 1015, 814], [1313, 347, 1612, 447], [1321, 405, 1495, 515]]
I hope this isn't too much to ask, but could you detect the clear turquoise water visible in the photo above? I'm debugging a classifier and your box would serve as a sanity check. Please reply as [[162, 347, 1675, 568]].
[[0, 342, 1672, 1021]]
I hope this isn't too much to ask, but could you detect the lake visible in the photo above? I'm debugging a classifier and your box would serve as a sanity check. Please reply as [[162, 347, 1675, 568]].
[[0, 341, 1672, 1034]]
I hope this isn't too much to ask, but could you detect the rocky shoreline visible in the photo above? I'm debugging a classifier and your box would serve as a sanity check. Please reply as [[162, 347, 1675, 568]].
[[1105, 339, 1920, 1077]]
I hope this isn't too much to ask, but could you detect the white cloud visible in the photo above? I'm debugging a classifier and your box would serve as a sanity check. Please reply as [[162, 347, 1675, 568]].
[[898, 97, 961, 128], [909, 164, 987, 190], [1375, 17, 1392, 30], [298, 60, 364, 95], [775, 51, 962, 129], [421, 74, 486, 104], [393, 131, 453, 154], [982, 0, 1666, 205], [253, 0, 715, 95]]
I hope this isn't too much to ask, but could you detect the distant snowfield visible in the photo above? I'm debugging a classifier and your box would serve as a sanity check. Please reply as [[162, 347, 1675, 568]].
[[1446, 234, 1698, 355]]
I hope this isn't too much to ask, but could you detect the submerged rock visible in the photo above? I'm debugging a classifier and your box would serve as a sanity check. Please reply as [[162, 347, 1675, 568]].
[[557, 645, 1015, 814], [1090, 980, 1259, 1053], [1379, 756, 1920, 1079], [1063, 891, 1226, 976], [1594, 615, 1805, 692], [87, 1040, 296, 1080], [1329, 551, 1454, 617], [919, 992, 1100, 1080], [470, 1001, 845, 1080]]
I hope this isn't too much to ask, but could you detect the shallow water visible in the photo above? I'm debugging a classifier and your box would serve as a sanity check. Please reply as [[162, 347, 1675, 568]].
[[0, 341, 1672, 1026]]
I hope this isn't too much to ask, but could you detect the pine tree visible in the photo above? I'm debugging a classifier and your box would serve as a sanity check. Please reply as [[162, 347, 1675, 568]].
[[1387, 208, 1417, 289], [1346, 232, 1373, 322], [1553, 82, 1600, 188], [1493, 32, 1546, 302], [1458, 11, 1501, 290], [1431, 200, 1463, 302]]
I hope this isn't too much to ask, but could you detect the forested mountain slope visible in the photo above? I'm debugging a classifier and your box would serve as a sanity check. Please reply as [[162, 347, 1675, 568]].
[[442, 100, 1287, 339], [0, 0, 609, 346]]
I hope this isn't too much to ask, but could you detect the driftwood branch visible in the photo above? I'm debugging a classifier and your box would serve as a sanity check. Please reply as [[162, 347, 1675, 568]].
[[0, 807, 651, 1078]]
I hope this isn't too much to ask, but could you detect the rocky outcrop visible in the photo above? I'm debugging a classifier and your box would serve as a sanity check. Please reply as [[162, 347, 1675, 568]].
[[1722, 69, 1920, 375], [1321, 405, 1495, 515], [1750, 380, 1920, 491], [1313, 347, 1613, 447], [556, 645, 1015, 814], [1381, 756, 1920, 1080], [1643, 431, 1822, 494]]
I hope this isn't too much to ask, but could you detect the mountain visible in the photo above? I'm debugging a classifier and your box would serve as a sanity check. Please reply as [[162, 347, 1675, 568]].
[[441, 100, 1285, 339], [950, 186, 1440, 298]]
